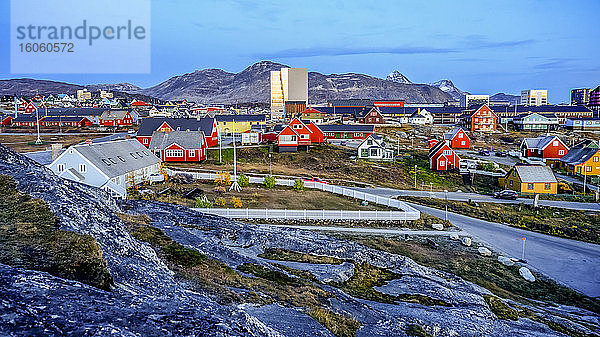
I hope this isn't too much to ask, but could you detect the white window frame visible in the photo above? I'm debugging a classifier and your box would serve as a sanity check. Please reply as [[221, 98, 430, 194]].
[[57, 164, 65, 172], [79, 163, 87, 173]]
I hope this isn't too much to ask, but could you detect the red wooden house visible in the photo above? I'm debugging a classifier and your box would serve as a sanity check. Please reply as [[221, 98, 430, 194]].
[[277, 118, 324, 152], [520, 135, 568, 159], [39, 116, 93, 127], [149, 130, 207, 162], [137, 117, 219, 148], [356, 107, 385, 124], [429, 141, 461, 171], [462, 104, 497, 132], [23, 102, 38, 114], [11, 115, 39, 127], [100, 110, 133, 126], [443, 127, 470, 149], [1, 115, 13, 126]]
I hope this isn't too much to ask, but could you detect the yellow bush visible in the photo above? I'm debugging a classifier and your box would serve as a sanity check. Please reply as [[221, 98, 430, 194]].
[[215, 197, 226, 207], [214, 171, 231, 187], [231, 197, 243, 208]]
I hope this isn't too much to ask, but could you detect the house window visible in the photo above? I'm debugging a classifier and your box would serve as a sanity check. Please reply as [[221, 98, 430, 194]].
[[300, 134, 309, 139], [57, 164, 65, 172], [512, 170, 516, 177], [461, 141, 466, 145], [553, 141, 558, 146], [458, 133, 463, 138], [594, 156, 599, 162], [443, 150, 451, 155], [558, 150, 565, 155], [79, 164, 86, 173], [527, 183, 534, 190], [440, 161, 445, 166], [361, 149, 368, 157], [545, 183, 551, 190], [143, 138, 148, 144], [370, 148, 378, 157], [293, 124, 302, 129], [166, 149, 184, 157], [509, 180, 513, 187], [189, 150, 195, 157], [587, 166, 592, 172]]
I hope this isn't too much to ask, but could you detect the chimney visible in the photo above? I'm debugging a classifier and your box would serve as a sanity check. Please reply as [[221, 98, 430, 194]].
[[51, 143, 63, 161]]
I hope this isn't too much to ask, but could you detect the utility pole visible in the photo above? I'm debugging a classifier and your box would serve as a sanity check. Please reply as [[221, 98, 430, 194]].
[[34, 98, 42, 145], [218, 127, 222, 163], [229, 119, 241, 192], [583, 164, 587, 194]]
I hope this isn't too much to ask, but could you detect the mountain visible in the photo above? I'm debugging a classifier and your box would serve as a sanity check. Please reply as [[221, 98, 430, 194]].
[[0, 61, 457, 104], [0, 78, 84, 97], [491, 92, 520, 105], [386, 70, 412, 84], [429, 79, 466, 101], [86, 83, 142, 93], [143, 61, 453, 104]]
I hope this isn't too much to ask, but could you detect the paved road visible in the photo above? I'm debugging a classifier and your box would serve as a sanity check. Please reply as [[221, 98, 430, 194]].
[[351, 187, 600, 212], [456, 150, 520, 167], [406, 202, 600, 297]]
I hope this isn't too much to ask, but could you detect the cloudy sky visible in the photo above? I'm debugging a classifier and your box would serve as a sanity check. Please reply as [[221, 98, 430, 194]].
[[1, 0, 598, 102]]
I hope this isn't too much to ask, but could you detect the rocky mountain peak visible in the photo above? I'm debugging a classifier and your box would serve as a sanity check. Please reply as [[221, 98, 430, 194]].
[[386, 70, 412, 84], [429, 79, 465, 101]]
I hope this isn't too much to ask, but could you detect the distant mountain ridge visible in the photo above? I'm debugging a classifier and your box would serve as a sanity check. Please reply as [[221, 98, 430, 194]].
[[0, 61, 484, 104], [490, 92, 520, 105]]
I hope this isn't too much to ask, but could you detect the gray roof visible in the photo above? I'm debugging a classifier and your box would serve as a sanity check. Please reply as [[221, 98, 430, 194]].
[[73, 139, 160, 178], [521, 135, 561, 150], [100, 110, 129, 120], [148, 131, 205, 150], [513, 165, 557, 183], [443, 127, 467, 140]]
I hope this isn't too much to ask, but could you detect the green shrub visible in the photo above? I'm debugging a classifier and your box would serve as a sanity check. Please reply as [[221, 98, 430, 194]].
[[238, 174, 250, 187], [263, 175, 275, 189], [195, 197, 213, 208], [293, 179, 305, 191]]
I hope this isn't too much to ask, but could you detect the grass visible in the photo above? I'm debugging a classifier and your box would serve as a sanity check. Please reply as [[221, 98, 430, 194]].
[[258, 248, 343, 265], [308, 307, 361, 337], [0, 175, 113, 290], [484, 295, 519, 320], [131, 181, 391, 211], [401, 196, 600, 244], [167, 143, 466, 191], [0, 133, 101, 153], [406, 324, 433, 337], [118, 213, 362, 337], [341, 235, 600, 315]]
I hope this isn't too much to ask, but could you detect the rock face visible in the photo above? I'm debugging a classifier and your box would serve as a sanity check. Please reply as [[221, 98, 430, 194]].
[[142, 61, 454, 104], [429, 79, 466, 101], [386, 70, 412, 84], [0, 144, 596, 337], [498, 256, 515, 266]]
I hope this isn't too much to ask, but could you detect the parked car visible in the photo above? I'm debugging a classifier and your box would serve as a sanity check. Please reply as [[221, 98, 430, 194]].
[[493, 189, 518, 200], [495, 151, 507, 157], [304, 177, 329, 184], [478, 149, 491, 156]]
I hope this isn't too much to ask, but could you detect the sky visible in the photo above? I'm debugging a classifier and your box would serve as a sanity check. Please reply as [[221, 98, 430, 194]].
[[1, 0, 599, 103]]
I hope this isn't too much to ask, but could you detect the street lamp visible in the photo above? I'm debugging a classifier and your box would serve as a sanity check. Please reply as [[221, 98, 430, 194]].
[[444, 189, 448, 222], [414, 164, 417, 189]]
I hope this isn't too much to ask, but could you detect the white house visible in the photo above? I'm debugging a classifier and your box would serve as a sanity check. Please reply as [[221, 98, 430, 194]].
[[48, 139, 162, 198], [357, 134, 394, 161], [409, 109, 434, 125]]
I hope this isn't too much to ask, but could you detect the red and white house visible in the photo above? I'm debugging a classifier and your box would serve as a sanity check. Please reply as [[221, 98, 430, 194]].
[[462, 104, 497, 132], [149, 130, 207, 162], [137, 117, 219, 148], [39, 116, 93, 127], [23, 102, 38, 114], [277, 118, 324, 152], [520, 135, 569, 159], [443, 127, 470, 149], [99, 110, 133, 126], [1, 115, 13, 126], [429, 141, 461, 171]]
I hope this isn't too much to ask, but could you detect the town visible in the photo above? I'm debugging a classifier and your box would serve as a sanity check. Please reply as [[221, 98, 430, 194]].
[[2, 1, 600, 336]]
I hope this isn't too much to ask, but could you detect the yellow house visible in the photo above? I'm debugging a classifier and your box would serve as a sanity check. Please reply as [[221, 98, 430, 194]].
[[214, 114, 266, 135], [552, 140, 600, 176], [499, 164, 558, 194]]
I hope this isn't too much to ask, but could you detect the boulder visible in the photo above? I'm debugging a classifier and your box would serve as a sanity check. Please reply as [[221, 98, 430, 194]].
[[519, 267, 535, 282], [478, 247, 492, 257], [498, 256, 514, 266], [431, 223, 444, 231], [449, 234, 460, 240], [461, 237, 472, 247]]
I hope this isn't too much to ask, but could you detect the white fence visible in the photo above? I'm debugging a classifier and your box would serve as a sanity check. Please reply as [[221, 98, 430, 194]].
[[166, 168, 420, 220], [194, 208, 414, 221]]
